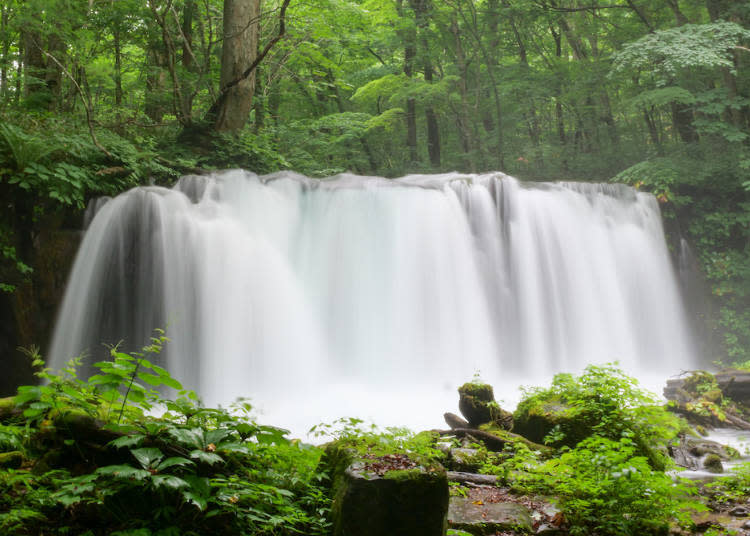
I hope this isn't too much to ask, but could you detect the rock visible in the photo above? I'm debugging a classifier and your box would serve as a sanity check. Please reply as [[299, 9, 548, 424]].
[[445, 412, 470, 430], [512, 396, 585, 447], [478, 424, 554, 457], [458, 383, 513, 429], [450, 448, 485, 472], [687, 438, 736, 460], [743, 519, 750, 529], [730, 506, 750, 517], [0, 451, 24, 469], [446, 472, 499, 486], [448, 496, 533, 535], [321, 442, 449, 536], [669, 435, 737, 470], [703, 453, 723, 473], [0, 397, 20, 422], [716, 370, 750, 405]]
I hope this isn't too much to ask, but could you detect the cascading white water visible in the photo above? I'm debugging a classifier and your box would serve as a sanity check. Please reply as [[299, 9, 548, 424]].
[[49, 170, 696, 434]]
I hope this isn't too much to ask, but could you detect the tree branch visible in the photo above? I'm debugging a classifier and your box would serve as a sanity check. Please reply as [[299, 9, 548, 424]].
[[40, 49, 113, 159]]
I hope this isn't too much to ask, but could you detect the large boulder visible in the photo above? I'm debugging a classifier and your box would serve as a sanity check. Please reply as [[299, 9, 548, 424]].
[[457, 383, 513, 429], [512, 396, 586, 447], [321, 443, 449, 536]]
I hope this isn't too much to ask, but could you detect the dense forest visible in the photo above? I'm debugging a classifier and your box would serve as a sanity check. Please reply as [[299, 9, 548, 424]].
[[0, 0, 748, 375]]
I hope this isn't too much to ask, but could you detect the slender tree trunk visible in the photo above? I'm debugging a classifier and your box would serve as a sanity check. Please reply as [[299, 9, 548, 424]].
[[550, 24, 567, 170], [114, 27, 123, 107], [450, 15, 475, 171], [665, 0, 688, 25], [213, 0, 260, 132], [145, 38, 169, 123], [14, 38, 21, 104], [22, 28, 46, 101], [45, 33, 63, 111], [398, 0, 418, 164], [409, 0, 440, 167], [0, 6, 9, 103], [181, 0, 196, 117], [644, 107, 663, 155]]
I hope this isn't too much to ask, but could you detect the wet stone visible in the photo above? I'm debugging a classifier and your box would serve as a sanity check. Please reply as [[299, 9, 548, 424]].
[[448, 496, 533, 535]]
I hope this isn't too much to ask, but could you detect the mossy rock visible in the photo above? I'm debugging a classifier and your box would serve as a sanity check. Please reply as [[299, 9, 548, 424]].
[[327, 456, 449, 536], [458, 383, 513, 429], [703, 453, 723, 473], [0, 397, 18, 422], [0, 450, 24, 469], [477, 424, 554, 458], [512, 396, 591, 447]]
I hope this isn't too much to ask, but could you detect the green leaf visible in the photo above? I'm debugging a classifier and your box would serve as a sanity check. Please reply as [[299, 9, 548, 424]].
[[151, 475, 189, 490], [108, 435, 146, 449], [189, 450, 224, 466], [156, 456, 195, 472], [96, 464, 151, 480], [131, 447, 164, 469]]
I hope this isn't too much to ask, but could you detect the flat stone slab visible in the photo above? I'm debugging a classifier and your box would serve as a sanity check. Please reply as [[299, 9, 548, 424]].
[[448, 496, 533, 535]]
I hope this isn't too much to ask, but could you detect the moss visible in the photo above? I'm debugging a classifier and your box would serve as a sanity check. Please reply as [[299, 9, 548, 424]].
[[458, 383, 494, 402], [703, 453, 723, 473], [512, 396, 592, 447], [0, 450, 24, 469], [682, 371, 719, 397], [478, 424, 554, 457], [458, 383, 512, 428]]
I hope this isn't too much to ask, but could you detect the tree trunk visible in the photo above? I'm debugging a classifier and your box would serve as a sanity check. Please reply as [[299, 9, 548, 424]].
[[22, 28, 46, 101], [45, 33, 64, 111], [145, 38, 169, 123], [0, 6, 9, 102], [409, 0, 440, 168], [114, 28, 123, 107], [398, 0, 418, 164], [450, 15, 475, 171], [213, 0, 260, 132], [181, 0, 196, 117], [665, 0, 688, 25]]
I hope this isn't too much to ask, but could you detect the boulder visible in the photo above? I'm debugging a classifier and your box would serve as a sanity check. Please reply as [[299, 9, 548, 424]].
[[448, 496, 533, 535], [457, 383, 513, 429], [445, 412, 470, 430], [449, 448, 485, 472], [512, 396, 586, 447], [321, 443, 449, 536], [703, 453, 724, 473], [716, 370, 750, 406], [0, 451, 24, 469]]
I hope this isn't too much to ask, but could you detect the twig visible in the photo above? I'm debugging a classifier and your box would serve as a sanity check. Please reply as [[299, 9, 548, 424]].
[[40, 49, 113, 159]]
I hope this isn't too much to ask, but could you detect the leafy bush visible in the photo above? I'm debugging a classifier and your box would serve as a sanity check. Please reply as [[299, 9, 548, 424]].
[[0, 334, 330, 536], [515, 364, 685, 466]]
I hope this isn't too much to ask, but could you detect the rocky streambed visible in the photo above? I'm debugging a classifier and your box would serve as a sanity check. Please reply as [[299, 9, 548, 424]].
[[322, 368, 750, 536]]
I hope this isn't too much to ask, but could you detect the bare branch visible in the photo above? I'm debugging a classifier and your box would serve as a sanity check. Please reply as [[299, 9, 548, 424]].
[[40, 49, 113, 159]]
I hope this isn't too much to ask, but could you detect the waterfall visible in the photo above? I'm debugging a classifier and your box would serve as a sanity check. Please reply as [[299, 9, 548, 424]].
[[49, 170, 696, 433]]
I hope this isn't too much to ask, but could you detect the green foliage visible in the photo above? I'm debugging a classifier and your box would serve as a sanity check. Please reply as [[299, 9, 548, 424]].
[[535, 436, 700, 536], [612, 22, 750, 84], [516, 364, 683, 461], [0, 336, 330, 535]]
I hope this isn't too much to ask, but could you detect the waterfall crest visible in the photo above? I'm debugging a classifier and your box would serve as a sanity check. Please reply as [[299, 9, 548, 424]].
[[49, 170, 696, 432]]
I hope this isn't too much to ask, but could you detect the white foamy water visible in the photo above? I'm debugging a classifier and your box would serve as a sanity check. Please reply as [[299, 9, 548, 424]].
[[49, 170, 696, 436]]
